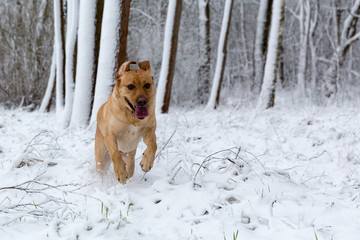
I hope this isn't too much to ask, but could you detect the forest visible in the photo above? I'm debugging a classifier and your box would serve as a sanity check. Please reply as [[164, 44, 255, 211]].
[[0, 1, 360, 239], [1, 0, 359, 122]]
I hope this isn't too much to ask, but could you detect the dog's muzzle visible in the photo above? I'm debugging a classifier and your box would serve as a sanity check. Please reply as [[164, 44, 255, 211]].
[[125, 97, 149, 120]]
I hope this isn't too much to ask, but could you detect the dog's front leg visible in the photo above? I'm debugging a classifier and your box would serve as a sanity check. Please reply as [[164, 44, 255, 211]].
[[104, 135, 128, 183], [140, 128, 157, 172]]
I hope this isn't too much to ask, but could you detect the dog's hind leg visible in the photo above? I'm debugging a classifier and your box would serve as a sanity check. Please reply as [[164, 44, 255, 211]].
[[95, 126, 110, 174], [122, 149, 136, 178]]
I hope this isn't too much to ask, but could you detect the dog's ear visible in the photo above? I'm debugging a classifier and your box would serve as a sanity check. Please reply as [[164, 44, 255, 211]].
[[138, 61, 151, 72], [116, 61, 136, 81]]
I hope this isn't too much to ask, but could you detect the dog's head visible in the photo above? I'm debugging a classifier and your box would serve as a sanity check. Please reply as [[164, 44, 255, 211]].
[[114, 61, 155, 120]]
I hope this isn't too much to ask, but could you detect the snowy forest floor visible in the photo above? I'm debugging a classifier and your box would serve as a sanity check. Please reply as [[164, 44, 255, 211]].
[[0, 105, 359, 240]]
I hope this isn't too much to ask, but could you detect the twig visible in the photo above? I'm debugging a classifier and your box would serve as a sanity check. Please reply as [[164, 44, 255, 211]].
[[155, 130, 176, 159]]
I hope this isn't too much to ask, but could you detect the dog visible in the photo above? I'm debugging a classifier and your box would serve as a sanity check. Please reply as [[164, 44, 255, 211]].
[[95, 61, 157, 183]]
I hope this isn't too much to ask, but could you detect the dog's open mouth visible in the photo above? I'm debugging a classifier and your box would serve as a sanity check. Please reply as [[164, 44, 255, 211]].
[[125, 97, 148, 120]]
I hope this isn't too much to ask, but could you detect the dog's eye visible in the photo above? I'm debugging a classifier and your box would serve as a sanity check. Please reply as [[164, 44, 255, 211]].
[[127, 84, 135, 90], [144, 83, 151, 89]]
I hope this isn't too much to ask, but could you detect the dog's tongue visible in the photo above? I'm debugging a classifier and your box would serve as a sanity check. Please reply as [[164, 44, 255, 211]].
[[135, 106, 148, 119]]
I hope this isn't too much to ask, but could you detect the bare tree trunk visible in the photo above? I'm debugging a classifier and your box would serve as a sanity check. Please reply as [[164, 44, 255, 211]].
[[91, 0, 129, 123], [257, 0, 285, 110], [197, 0, 211, 104], [53, 0, 66, 116], [309, 0, 319, 94], [116, 0, 131, 68], [156, 0, 183, 114], [324, 0, 360, 98], [40, 48, 56, 112], [207, 0, 233, 109], [297, 0, 311, 97], [63, 0, 79, 127], [253, 0, 273, 94], [70, 0, 102, 127]]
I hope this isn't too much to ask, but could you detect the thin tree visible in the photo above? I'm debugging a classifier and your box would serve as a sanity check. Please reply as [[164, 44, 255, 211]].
[[62, 0, 79, 127], [256, 0, 285, 110], [53, 0, 66, 116], [197, 0, 211, 104], [39, 48, 56, 112], [156, 0, 183, 114], [253, 0, 273, 94], [70, 0, 104, 127], [297, 0, 311, 98], [206, 0, 234, 110]]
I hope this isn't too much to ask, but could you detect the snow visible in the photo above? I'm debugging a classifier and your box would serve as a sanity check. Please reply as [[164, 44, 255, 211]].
[[71, 0, 98, 127], [91, 0, 121, 124], [207, 0, 232, 110], [1, 104, 359, 239], [156, 0, 177, 114]]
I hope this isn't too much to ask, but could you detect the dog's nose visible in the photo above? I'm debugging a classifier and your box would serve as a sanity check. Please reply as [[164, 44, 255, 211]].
[[137, 97, 148, 107]]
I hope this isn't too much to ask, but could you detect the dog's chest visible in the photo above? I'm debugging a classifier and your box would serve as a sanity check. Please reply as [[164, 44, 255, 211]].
[[116, 125, 143, 153]]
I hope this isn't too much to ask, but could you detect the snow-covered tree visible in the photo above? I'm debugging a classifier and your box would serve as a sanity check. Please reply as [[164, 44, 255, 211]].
[[156, 0, 183, 114], [70, 0, 102, 127], [40, 49, 56, 112], [53, 0, 66, 116], [62, 0, 79, 126], [253, 0, 273, 94], [206, 0, 233, 109], [91, 0, 130, 123], [197, 0, 211, 104], [257, 0, 285, 110]]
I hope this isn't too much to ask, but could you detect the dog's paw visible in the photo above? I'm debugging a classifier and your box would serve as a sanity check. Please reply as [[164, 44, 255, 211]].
[[114, 163, 128, 184], [140, 158, 153, 172]]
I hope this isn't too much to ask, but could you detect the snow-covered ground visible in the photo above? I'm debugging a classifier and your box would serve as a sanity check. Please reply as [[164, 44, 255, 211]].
[[0, 105, 359, 240]]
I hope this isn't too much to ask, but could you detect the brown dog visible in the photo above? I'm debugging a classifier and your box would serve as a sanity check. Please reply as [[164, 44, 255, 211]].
[[95, 61, 157, 183]]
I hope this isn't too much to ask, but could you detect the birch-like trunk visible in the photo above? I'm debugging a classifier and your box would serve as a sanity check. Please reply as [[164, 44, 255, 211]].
[[257, 0, 285, 110], [156, 0, 183, 114]]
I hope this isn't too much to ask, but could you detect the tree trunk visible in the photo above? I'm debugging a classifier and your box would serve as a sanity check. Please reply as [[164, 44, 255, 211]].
[[53, 0, 66, 116], [253, 0, 273, 94], [116, 0, 131, 68], [156, 0, 183, 114], [91, 0, 128, 123], [309, 0, 319, 94], [63, 0, 79, 127], [40, 48, 56, 112], [197, 0, 211, 104], [256, 0, 285, 110], [323, 0, 360, 98], [71, 0, 101, 127], [206, 0, 233, 110], [296, 0, 311, 97]]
